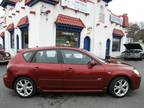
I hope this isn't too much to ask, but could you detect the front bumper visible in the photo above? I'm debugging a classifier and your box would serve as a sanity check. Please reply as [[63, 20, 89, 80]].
[[131, 74, 141, 90], [122, 53, 141, 59]]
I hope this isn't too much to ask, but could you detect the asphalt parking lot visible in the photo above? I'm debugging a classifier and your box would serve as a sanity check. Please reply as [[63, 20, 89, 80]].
[[0, 60, 144, 108]]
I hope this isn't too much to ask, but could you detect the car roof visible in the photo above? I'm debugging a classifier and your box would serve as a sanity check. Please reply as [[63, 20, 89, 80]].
[[18, 46, 83, 53]]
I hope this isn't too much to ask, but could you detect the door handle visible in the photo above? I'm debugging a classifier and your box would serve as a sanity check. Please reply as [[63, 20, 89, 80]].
[[66, 68, 73, 72], [33, 67, 39, 71]]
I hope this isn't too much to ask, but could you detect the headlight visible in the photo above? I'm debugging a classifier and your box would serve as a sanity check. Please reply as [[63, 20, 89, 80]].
[[133, 69, 140, 76]]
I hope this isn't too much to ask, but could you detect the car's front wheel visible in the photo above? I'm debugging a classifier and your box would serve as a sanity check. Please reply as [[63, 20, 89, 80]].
[[109, 77, 130, 98], [14, 77, 36, 98]]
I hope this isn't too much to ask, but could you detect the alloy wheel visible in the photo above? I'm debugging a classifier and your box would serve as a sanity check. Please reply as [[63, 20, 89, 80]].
[[113, 79, 129, 97], [15, 79, 34, 97]]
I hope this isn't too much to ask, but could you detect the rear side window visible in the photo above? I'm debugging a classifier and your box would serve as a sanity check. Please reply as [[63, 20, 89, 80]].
[[23, 52, 33, 62], [32, 50, 58, 63]]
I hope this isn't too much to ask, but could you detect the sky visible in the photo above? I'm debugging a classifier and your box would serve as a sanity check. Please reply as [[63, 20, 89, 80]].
[[0, 0, 144, 23], [108, 0, 144, 23]]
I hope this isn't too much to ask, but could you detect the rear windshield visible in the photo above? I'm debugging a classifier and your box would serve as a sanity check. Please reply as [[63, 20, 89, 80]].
[[23, 51, 33, 62]]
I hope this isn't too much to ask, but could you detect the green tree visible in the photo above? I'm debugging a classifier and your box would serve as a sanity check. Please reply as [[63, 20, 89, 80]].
[[127, 23, 140, 39], [126, 23, 144, 42], [135, 29, 144, 42]]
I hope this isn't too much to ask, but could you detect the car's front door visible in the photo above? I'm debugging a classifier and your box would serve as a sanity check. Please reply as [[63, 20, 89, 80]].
[[30, 49, 63, 90], [61, 49, 106, 90]]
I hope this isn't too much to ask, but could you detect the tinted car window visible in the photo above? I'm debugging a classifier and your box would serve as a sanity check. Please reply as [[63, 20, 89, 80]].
[[32, 50, 58, 63], [23, 51, 33, 62], [61, 50, 92, 65]]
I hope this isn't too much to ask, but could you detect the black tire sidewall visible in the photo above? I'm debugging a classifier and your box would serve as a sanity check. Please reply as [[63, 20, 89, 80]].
[[109, 77, 130, 98], [14, 77, 36, 98]]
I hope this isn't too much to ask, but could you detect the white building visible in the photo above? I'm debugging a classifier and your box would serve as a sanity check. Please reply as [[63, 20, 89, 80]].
[[0, 0, 129, 59]]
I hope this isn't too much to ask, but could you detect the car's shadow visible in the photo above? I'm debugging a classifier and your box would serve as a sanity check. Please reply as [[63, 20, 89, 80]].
[[37, 92, 108, 99]]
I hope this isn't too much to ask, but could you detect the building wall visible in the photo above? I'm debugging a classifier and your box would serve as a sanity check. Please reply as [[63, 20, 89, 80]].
[[0, 0, 128, 58]]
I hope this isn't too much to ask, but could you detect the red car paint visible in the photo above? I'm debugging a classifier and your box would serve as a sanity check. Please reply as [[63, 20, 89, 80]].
[[3, 47, 141, 93]]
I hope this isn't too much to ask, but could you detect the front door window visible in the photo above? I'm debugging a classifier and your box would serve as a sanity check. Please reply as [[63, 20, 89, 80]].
[[61, 50, 92, 65]]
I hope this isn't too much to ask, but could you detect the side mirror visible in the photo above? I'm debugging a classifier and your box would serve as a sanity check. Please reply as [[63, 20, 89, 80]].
[[88, 60, 97, 67]]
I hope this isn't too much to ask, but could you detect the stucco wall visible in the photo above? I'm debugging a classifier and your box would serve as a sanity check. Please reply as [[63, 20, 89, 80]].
[[0, 0, 127, 58]]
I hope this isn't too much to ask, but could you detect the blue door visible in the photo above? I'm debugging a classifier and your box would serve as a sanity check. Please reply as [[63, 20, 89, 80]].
[[84, 36, 90, 51], [105, 39, 111, 59], [17, 35, 19, 50]]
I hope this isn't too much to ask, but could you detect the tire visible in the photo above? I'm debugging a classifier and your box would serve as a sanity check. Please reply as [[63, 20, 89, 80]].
[[140, 58, 142, 61], [14, 77, 36, 98], [109, 77, 130, 98], [139, 56, 142, 61], [142, 55, 144, 59]]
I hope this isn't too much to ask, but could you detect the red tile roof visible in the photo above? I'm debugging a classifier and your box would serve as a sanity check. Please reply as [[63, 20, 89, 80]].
[[7, 23, 14, 31], [0, 32, 4, 37], [55, 14, 85, 28], [113, 29, 124, 36], [25, 0, 59, 6], [25, 0, 31, 4], [9, 0, 19, 3], [0, 0, 19, 7], [17, 16, 29, 27]]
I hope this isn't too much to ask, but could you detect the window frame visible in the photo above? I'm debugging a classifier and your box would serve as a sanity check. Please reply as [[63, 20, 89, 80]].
[[59, 49, 93, 65]]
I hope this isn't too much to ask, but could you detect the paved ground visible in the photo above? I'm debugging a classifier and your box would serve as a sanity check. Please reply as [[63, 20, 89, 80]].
[[0, 60, 144, 108]]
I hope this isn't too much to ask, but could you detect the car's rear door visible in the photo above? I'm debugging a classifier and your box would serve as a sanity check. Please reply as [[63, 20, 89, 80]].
[[60, 49, 105, 90], [30, 49, 63, 90]]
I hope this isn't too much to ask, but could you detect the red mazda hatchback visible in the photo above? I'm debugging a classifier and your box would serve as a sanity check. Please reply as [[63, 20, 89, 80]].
[[3, 47, 141, 98]]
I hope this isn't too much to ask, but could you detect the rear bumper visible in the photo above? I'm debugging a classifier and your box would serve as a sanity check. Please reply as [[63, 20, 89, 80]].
[[3, 73, 12, 89]]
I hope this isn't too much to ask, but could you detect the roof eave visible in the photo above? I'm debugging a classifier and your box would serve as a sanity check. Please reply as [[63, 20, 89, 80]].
[[26, 0, 59, 7], [103, 0, 112, 3], [0, 0, 16, 8]]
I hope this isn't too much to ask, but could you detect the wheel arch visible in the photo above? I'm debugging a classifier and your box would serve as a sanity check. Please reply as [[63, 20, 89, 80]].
[[107, 75, 132, 91], [12, 75, 36, 89]]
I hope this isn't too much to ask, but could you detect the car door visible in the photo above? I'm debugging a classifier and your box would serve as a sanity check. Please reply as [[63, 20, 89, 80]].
[[61, 49, 106, 90], [30, 49, 63, 90]]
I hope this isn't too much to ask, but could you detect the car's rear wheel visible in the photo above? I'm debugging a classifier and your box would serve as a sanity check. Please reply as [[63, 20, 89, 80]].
[[109, 77, 130, 98], [14, 77, 36, 98]]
